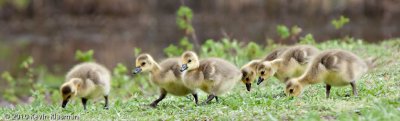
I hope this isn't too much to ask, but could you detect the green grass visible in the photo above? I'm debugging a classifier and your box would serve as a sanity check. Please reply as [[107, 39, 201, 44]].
[[1, 39, 400, 120]]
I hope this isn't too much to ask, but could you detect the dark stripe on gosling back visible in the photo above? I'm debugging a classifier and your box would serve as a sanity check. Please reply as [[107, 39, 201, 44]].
[[87, 70, 100, 85], [320, 54, 337, 70], [171, 63, 181, 78], [292, 50, 306, 64], [264, 47, 287, 61]]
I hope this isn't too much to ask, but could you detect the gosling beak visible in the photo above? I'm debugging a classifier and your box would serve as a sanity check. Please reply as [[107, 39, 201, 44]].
[[257, 77, 264, 85], [132, 67, 142, 74], [245, 83, 251, 91], [180, 64, 188, 72], [61, 100, 68, 108]]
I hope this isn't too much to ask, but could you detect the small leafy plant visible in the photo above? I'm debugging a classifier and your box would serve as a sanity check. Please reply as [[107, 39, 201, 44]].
[[299, 33, 316, 44], [277, 25, 290, 39], [164, 37, 193, 57], [177, 6, 194, 35], [75, 50, 94, 62], [1, 71, 18, 103], [331, 16, 350, 30]]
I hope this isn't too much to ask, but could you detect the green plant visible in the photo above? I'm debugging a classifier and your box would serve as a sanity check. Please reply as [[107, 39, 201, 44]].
[[244, 42, 263, 59], [176, 5, 200, 51], [176, 6, 194, 34], [331, 16, 350, 30], [200, 38, 267, 66], [75, 50, 94, 62], [1, 71, 18, 103], [20, 56, 48, 105], [112, 63, 136, 97], [276, 25, 303, 42], [133, 48, 141, 57], [20, 56, 35, 88], [200, 39, 227, 58], [179, 37, 194, 50], [276, 25, 290, 39], [113, 63, 129, 88], [164, 37, 193, 57], [291, 26, 302, 36], [299, 33, 316, 44]]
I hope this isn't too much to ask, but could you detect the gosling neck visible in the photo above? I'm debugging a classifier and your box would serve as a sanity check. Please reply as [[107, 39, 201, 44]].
[[150, 62, 162, 74], [297, 74, 313, 86]]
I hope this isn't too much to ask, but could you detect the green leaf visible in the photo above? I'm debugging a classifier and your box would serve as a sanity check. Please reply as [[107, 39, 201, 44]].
[[179, 37, 193, 50], [276, 25, 290, 39], [299, 33, 316, 44], [331, 16, 350, 29], [134, 48, 141, 57], [176, 6, 193, 30], [164, 44, 182, 57], [20, 56, 34, 68], [291, 25, 302, 35], [75, 50, 94, 62], [1, 71, 14, 83], [113, 63, 128, 76]]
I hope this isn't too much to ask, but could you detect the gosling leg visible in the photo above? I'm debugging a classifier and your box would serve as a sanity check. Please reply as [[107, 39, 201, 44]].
[[81, 98, 88, 110], [104, 95, 109, 110], [326, 84, 331, 98], [192, 93, 198, 105], [350, 81, 358, 96], [203, 94, 216, 104], [150, 89, 167, 108]]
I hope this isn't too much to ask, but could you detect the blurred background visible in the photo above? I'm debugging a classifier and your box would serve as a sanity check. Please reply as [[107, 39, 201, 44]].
[[0, 0, 399, 106], [0, 0, 399, 73]]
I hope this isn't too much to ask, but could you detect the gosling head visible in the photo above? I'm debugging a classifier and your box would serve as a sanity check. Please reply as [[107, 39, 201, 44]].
[[285, 78, 303, 97], [133, 54, 155, 74], [240, 60, 260, 92], [255, 59, 282, 85], [60, 78, 82, 108], [180, 51, 199, 72], [241, 68, 256, 92]]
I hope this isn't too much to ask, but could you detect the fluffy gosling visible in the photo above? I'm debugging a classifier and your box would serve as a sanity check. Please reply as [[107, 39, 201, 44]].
[[240, 59, 261, 91], [133, 54, 198, 107], [240, 46, 288, 91], [256, 45, 320, 85], [180, 51, 242, 104], [60, 62, 111, 110], [285, 49, 369, 98]]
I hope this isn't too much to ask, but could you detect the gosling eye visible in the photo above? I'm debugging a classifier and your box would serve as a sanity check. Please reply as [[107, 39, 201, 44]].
[[261, 71, 265, 75], [289, 89, 294, 93], [141, 62, 146, 66], [188, 59, 192, 63]]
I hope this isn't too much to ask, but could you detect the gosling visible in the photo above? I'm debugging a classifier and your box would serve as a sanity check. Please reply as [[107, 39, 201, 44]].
[[256, 45, 320, 85], [180, 51, 242, 104], [285, 49, 369, 98], [60, 62, 111, 110], [133, 54, 198, 107], [240, 46, 289, 91], [240, 60, 261, 91]]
